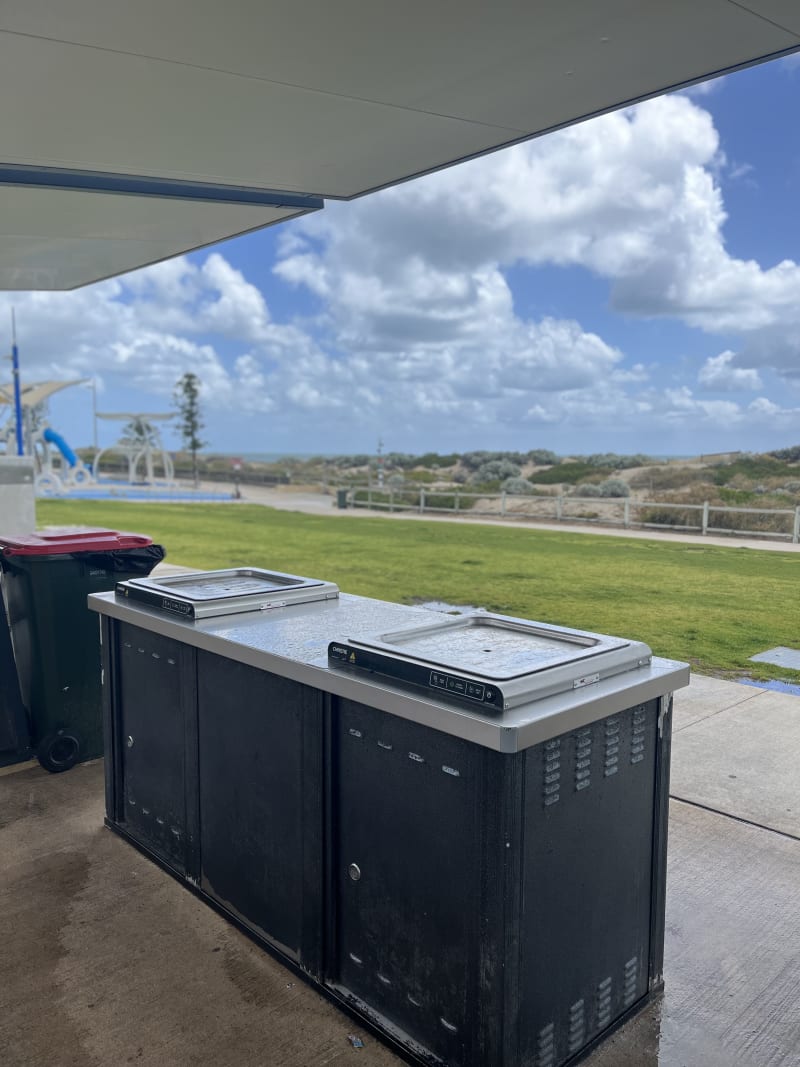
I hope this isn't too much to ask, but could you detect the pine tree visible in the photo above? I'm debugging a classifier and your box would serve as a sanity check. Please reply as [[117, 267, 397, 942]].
[[174, 373, 207, 488]]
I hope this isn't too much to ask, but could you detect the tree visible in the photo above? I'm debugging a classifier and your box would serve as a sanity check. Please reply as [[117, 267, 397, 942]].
[[174, 373, 207, 488]]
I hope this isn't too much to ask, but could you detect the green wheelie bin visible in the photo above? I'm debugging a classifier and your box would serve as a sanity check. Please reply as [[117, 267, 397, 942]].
[[0, 529, 165, 772]]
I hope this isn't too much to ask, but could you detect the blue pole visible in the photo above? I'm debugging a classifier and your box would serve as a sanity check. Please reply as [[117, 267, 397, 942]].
[[11, 309, 23, 456]]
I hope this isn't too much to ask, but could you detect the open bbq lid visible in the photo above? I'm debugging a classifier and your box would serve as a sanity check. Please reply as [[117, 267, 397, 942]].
[[117, 567, 339, 619], [328, 610, 652, 712]]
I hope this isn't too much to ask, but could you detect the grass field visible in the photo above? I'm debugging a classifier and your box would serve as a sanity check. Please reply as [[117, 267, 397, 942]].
[[37, 499, 800, 681]]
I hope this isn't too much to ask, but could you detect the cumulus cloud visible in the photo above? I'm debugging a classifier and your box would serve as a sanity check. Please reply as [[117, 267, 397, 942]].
[[0, 258, 315, 419], [698, 351, 762, 391], [3, 90, 798, 452], [278, 93, 800, 386]]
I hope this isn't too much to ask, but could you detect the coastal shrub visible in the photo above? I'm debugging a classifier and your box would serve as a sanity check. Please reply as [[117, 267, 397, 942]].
[[526, 449, 559, 466], [474, 459, 521, 482], [502, 477, 537, 495], [571, 479, 629, 498], [598, 478, 630, 498]]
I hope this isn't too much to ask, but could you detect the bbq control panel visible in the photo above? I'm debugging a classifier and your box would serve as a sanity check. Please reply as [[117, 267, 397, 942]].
[[429, 671, 495, 704], [328, 643, 505, 711]]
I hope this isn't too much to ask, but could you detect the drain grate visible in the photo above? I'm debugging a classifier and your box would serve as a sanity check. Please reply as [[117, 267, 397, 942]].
[[749, 647, 800, 671]]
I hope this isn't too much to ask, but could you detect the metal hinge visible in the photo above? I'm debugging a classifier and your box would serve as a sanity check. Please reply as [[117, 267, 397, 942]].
[[658, 696, 671, 738]]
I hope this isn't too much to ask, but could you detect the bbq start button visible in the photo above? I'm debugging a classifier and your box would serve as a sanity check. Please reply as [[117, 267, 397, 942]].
[[430, 671, 488, 703]]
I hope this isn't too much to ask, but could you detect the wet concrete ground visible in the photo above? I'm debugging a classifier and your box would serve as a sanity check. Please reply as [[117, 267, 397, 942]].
[[1, 676, 798, 1067]]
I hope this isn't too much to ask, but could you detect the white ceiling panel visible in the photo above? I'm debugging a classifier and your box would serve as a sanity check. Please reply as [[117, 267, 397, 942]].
[[0, 33, 516, 197], [0, 186, 313, 289], [1, 1, 797, 131], [0, 0, 797, 288]]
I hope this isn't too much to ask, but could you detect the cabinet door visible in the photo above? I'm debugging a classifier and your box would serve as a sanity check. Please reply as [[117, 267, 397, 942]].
[[332, 699, 483, 1066], [519, 702, 659, 1066], [118, 623, 192, 873], [197, 651, 324, 970]]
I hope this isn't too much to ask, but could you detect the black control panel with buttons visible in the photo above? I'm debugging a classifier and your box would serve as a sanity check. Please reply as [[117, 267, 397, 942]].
[[328, 644, 504, 711]]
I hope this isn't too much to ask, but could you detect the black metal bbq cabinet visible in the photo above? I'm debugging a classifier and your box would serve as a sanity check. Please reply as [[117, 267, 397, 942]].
[[90, 568, 688, 1067]]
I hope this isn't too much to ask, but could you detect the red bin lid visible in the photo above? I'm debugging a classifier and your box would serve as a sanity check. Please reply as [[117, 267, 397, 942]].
[[0, 527, 154, 556]]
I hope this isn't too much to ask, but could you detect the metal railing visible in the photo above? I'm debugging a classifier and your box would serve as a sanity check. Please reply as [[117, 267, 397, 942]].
[[343, 487, 800, 543]]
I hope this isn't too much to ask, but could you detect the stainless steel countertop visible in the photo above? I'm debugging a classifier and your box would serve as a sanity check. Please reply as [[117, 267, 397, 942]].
[[90, 591, 690, 752]]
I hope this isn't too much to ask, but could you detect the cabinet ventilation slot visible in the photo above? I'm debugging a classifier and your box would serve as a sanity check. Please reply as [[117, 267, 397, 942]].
[[631, 707, 647, 764], [535, 1021, 555, 1067], [542, 738, 561, 808], [567, 998, 586, 1054], [603, 717, 620, 777], [596, 975, 613, 1029], [623, 957, 638, 1006], [575, 726, 592, 792]]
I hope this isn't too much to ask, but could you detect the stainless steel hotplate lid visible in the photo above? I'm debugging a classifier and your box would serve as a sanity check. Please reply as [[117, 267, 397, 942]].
[[329, 611, 653, 712], [349, 611, 632, 680], [131, 567, 329, 601], [117, 566, 339, 619]]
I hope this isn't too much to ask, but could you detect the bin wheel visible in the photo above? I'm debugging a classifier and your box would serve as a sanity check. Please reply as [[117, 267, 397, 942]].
[[37, 730, 81, 774]]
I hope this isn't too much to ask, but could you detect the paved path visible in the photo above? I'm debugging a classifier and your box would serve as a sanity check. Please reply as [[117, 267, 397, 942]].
[[228, 483, 800, 553]]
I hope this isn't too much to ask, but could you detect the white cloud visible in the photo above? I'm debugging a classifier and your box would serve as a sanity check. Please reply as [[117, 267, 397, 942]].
[[0, 258, 320, 421], [3, 90, 799, 454], [698, 351, 762, 391], [278, 93, 800, 386]]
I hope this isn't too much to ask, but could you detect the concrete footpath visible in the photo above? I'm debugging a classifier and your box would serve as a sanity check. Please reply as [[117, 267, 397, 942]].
[[1, 673, 798, 1067]]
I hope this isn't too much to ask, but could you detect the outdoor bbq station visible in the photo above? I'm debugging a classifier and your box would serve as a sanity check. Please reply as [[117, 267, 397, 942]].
[[88, 566, 688, 1066], [2, 3, 799, 1066]]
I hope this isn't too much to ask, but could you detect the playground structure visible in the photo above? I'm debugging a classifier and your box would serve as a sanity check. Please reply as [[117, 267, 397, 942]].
[[93, 412, 175, 487], [0, 380, 178, 496], [0, 379, 95, 493]]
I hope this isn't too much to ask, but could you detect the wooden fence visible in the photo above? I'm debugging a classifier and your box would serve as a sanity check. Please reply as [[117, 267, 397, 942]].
[[343, 487, 800, 543]]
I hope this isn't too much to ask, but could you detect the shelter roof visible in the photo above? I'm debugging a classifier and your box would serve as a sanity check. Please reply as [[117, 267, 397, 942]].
[[2, 1, 799, 289]]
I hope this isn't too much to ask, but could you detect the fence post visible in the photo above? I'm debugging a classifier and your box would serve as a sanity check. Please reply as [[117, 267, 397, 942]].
[[368, 486, 372, 510], [556, 495, 563, 521], [420, 488, 425, 515], [389, 488, 394, 513], [623, 498, 630, 528], [794, 506, 800, 545], [702, 501, 709, 536], [455, 491, 460, 514], [501, 491, 507, 517]]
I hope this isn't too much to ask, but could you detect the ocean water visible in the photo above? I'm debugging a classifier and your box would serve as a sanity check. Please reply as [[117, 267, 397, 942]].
[[227, 452, 697, 463], [237, 452, 332, 462]]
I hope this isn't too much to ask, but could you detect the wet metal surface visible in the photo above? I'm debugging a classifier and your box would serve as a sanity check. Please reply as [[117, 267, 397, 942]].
[[121, 567, 339, 618], [415, 600, 478, 614], [356, 614, 610, 679], [91, 591, 687, 752]]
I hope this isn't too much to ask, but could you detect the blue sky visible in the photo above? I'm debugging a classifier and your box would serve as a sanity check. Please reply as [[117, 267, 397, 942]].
[[2, 55, 800, 459]]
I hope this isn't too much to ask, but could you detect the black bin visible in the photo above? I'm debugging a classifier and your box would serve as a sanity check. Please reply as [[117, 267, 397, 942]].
[[0, 528, 164, 772], [0, 581, 31, 768]]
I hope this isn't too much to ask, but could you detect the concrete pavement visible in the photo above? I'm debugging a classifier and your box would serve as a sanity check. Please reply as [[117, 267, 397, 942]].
[[1, 673, 798, 1067]]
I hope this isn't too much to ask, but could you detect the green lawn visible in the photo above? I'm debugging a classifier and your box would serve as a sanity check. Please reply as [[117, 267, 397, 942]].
[[37, 500, 800, 680]]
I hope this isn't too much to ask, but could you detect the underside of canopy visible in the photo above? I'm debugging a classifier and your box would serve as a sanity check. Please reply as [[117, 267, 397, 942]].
[[1, 0, 798, 289]]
